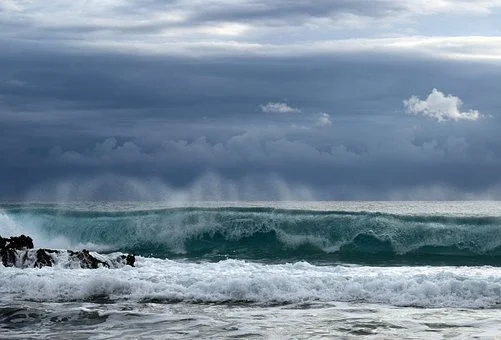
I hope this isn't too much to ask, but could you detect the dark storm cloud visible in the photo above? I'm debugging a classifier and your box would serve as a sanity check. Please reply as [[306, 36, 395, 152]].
[[2, 1, 501, 200], [3, 0, 499, 42], [0, 0, 409, 37], [185, 0, 407, 25], [2, 42, 500, 129], [11, 119, 501, 201]]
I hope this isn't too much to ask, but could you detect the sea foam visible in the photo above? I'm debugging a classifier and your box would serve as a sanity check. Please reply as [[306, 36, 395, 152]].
[[2, 258, 501, 308]]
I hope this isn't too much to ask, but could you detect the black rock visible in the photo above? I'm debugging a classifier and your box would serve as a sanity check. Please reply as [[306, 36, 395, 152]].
[[68, 249, 110, 269], [126, 254, 135, 267], [1, 248, 16, 267], [35, 249, 55, 268], [1, 235, 34, 267], [1, 235, 135, 269], [1, 235, 34, 250]]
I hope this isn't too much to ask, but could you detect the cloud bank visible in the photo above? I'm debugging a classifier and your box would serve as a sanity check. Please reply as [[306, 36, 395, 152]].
[[1, 1, 501, 201]]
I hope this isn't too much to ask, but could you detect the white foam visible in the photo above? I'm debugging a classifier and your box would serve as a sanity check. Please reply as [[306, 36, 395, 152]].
[[2, 259, 501, 308], [1, 249, 129, 269], [0, 210, 24, 237]]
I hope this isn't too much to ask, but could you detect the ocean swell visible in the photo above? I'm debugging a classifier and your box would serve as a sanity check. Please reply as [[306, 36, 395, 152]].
[[3, 205, 501, 265]]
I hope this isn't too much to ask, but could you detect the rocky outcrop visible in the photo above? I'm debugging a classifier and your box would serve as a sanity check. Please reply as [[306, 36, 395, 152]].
[[1, 235, 33, 267], [0, 234, 33, 250], [1, 235, 135, 269]]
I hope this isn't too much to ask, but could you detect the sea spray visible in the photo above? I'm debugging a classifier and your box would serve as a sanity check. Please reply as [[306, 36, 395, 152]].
[[4, 204, 501, 265]]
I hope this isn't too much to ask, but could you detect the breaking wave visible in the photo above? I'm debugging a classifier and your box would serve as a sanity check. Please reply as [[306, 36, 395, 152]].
[[2, 258, 501, 308], [3, 204, 501, 265]]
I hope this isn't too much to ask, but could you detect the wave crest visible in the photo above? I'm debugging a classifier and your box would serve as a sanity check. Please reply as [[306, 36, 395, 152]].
[[3, 205, 501, 265]]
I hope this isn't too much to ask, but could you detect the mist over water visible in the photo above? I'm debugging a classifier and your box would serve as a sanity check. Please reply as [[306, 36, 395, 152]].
[[21, 173, 315, 203], [12, 170, 501, 204]]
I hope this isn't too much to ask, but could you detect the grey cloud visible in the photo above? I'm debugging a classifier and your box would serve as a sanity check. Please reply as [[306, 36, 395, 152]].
[[0, 1, 407, 36], [190, 0, 501, 25], [314, 113, 332, 127], [187, 0, 408, 25], [37, 124, 501, 191], [3, 121, 501, 200], [3, 0, 500, 46], [6, 44, 498, 120], [2, 25, 501, 200]]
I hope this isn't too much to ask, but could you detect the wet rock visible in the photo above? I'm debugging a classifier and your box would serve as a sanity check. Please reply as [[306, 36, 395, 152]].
[[1, 235, 34, 250], [1, 235, 135, 269], [1, 235, 34, 267], [1, 248, 16, 267], [68, 249, 110, 269], [34, 249, 56, 268], [126, 254, 135, 267]]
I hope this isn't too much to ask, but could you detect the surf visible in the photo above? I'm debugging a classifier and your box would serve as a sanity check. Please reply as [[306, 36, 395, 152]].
[[3, 203, 501, 265], [2, 258, 501, 308]]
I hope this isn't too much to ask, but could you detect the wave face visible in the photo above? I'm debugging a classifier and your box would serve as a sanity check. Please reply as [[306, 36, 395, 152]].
[[3, 204, 501, 265]]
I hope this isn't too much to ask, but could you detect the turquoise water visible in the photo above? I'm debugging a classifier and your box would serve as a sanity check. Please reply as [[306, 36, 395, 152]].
[[4, 202, 501, 265], [2, 201, 501, 339]]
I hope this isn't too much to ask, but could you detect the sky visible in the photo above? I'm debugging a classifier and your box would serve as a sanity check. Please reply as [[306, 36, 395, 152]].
[[1, 0, 501, 201]]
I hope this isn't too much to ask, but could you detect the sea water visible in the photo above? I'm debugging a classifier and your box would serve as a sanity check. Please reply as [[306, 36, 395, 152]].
[[2, 201, 501, 339]]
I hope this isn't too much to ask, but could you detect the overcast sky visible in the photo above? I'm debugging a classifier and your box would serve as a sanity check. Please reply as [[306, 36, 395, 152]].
[[1, 0, 501, 201]]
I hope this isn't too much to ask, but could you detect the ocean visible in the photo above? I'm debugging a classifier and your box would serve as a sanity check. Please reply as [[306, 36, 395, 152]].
[[2, 201, 501, 339]]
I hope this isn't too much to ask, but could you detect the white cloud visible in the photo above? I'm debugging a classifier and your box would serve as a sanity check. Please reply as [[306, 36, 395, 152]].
[[403, 88, 481, 122], [260, 102, 301, 113], [314, 113, 332, 127]]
